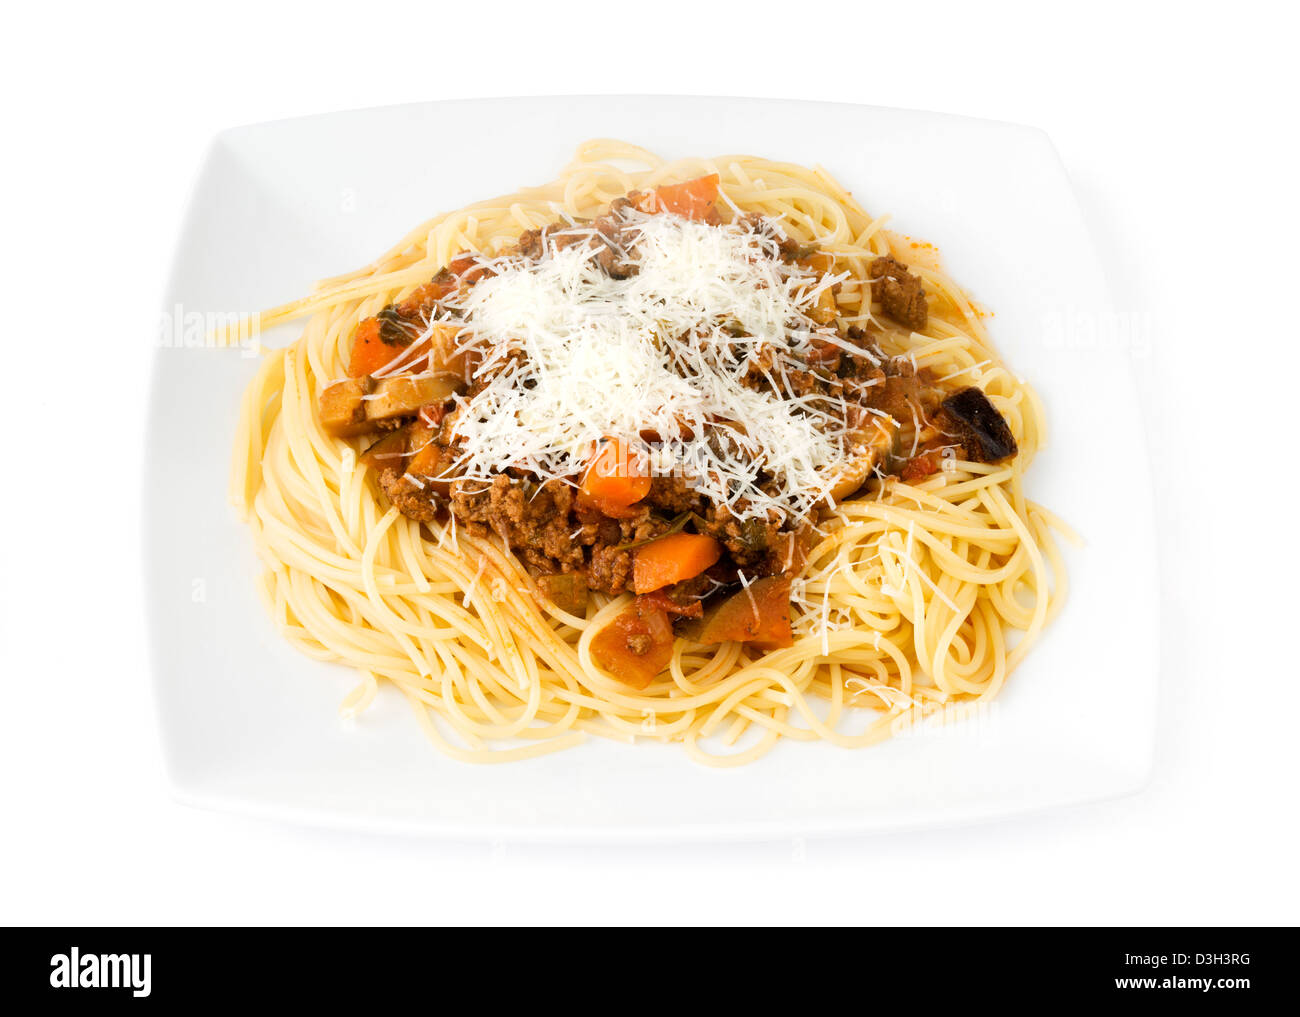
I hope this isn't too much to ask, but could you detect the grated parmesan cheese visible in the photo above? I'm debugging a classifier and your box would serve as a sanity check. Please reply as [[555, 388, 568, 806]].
[[434, 213, 861, 521]]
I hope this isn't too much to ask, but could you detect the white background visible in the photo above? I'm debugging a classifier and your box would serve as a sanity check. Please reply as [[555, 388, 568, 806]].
[[2, 0, 1296, 925]]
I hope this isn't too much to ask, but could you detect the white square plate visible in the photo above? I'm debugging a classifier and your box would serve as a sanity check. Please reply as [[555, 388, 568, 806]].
[[147, 97, 1158, 841]]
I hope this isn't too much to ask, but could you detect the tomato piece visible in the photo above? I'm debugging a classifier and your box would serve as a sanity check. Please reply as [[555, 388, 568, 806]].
[[636, 589, 704, 620], [358, 424, 412, 472], [590, 602, 674, 689], [348, 317, 403, 378], [696, 575, 794, 649], [901, 451, 941, 483]]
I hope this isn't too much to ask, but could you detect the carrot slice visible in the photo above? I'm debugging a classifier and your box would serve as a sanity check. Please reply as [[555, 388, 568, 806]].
[[577, 438, 651, 515], [638, 174, 721, 222], [632, 533, 722, 595]]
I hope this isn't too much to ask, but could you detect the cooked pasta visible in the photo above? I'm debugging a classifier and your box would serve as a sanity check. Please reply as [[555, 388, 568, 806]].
[[230, 139, 1071, 766]]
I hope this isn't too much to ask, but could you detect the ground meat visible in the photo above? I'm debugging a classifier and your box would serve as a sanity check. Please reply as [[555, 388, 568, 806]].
[[513, 224, 589, 262], [449, 475, 584, 573], [378, 470, 441, 523], [591, 217, 639, 278], [869, 255, 928, 331], [625, 633, 652, 655], [624, 513, 666, 545], [515, 215, 639, 279], [785, 369, 821, 396], [697, 504, 786, 572], [446, 480, 674, 597], [838, 329, 890, 381], [514, 228, 545, 259], [581, 510, 671, 595], [736, 212, 809, 261], [586, 543, 633, 595], [872, 374, 922, 422], [645, 475, 704, 514]]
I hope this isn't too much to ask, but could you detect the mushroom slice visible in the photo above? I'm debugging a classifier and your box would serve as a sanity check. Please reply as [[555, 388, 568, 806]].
[[828, 417, 897, 501]]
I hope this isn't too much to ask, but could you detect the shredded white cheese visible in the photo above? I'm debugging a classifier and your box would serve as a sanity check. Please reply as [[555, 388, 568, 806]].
[[434, 213, 860, 521]]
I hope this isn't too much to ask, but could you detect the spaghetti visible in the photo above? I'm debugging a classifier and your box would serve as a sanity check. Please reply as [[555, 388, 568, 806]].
[[230, 139, 1071, 766]]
